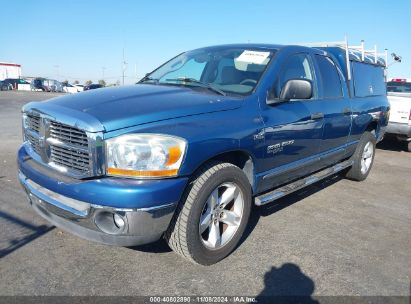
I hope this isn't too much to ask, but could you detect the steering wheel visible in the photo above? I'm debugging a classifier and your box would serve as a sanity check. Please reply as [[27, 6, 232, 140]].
[[240, 79, 257, 86]]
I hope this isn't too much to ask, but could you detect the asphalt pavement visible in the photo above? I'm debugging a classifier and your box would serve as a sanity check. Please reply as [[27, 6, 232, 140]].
[[0, 90, 410, 298]]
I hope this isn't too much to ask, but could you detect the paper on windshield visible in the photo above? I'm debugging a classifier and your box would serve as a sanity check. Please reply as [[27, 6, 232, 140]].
[[236, 50, 270, 65]]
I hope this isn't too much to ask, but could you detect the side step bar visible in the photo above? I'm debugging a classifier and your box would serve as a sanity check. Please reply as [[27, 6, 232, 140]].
[[255, 159, 354, 206]]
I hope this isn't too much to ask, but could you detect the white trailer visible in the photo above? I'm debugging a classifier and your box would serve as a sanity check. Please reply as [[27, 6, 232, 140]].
[[0, 62, 22, 80]]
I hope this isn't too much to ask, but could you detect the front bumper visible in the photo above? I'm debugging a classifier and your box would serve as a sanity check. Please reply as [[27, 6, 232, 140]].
[[386, 122, 411, 139], [17, 146, 188, 246]]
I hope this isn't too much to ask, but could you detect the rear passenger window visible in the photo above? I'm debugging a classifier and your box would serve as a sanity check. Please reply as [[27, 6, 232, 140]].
[[352, 62, 386, 97], [315, 55, 343, 98]]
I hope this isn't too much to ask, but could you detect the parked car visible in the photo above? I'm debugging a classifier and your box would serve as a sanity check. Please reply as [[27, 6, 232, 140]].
[[31, 78, 46, 91], [48, 79, 63, 92], [73, 84, 84, 92], [62, 83, 79, 94], [18, 42, 389, 265], [2, 78, 29, 90], [386, 78, 411, 151], [0, 80, 11, 90], [31, 78, 63, 92], [83, 83, 103, 91]]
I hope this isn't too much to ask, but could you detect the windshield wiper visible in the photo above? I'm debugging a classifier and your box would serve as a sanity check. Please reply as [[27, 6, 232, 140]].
[[138, 76, 159, 84], [165, 77, 226, 96]]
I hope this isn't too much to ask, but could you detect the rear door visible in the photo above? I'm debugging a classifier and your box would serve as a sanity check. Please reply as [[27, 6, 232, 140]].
[[312, 54, 352, 166]]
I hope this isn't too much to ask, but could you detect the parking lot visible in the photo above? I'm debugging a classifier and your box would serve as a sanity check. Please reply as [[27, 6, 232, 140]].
[[0, 90, 410, 298]]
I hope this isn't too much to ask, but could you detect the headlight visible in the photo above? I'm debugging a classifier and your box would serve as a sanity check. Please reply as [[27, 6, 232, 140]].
[[106, 134, 187, 178]]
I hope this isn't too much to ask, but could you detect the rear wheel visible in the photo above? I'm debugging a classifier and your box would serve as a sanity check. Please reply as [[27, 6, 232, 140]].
[[345, 132, 376, 181], [165, 162, 252, 265]]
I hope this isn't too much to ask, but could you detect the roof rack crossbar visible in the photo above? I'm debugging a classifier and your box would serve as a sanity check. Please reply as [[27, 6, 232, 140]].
[[297, 36, 388, 80]]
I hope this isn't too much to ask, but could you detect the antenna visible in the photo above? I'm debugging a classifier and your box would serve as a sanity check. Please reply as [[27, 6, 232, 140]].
[[122, 48, 127, 86]]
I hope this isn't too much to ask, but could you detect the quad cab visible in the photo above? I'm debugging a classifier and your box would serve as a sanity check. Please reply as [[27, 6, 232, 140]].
[[18, 39, 390, 265]]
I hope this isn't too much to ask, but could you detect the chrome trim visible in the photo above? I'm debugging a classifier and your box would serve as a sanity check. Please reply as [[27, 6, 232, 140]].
[[386, 121, 411, 137], [19, 172, 90, 217], [90, 202, 177, 213], [22, 101, 105, 133], [46, 137, 89, 153], [19, 171, 177, 215], [19, 171, 178, 246], [22, 107, 105, 179], [255, 159, 354, 206]]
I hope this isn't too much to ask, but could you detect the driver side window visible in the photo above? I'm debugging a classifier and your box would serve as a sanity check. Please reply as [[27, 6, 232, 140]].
[[275, 53, 314, 97]]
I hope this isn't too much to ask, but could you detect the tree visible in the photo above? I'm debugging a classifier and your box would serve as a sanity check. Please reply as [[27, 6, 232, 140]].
[[98, 79, 106, 87], [73, 80, 79, 85], [62, 80, 69, 86], [85, 80, 92, 86]]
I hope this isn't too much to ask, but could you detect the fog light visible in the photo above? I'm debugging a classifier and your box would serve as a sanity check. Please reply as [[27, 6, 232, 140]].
[[94, 211, 126, 234], [113, 213, 125, 229]]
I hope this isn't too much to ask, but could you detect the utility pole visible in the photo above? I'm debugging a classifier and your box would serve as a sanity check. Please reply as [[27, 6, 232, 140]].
[[122, 48, 127, 86], [53, 65, 60, 80], [102, 66, 106, 81]]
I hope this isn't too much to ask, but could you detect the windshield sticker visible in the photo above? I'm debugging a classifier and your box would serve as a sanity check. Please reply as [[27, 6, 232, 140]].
[[236, 50, 270, 65]]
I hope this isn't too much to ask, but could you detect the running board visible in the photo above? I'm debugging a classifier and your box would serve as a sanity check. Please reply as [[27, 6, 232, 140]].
[[255, 159, 354, 206]]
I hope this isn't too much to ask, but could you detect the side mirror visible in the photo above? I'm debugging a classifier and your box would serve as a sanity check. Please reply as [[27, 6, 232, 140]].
[[267, 79, 313, 105], [279, 79, 313, 101]]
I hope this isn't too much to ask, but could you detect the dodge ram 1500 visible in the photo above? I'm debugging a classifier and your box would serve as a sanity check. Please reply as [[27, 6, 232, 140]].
[[18, 42, 389, 265]]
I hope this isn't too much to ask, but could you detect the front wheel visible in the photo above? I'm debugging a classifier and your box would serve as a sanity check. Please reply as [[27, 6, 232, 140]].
[[345, 132, 376, 181], [165, 162, 252, 265]]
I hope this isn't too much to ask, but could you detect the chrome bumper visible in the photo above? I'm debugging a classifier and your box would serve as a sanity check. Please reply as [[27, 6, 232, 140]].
[[18, 171, 177, 246], [386, 122, 411, 139]]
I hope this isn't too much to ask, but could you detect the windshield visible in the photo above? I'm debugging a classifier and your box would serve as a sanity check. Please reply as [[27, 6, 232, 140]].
[[141, 47, 276, 95], [387, 81, 411, 93]]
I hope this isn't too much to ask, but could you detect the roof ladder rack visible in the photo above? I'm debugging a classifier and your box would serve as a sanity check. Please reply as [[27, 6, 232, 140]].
[[298, 36, 388, 81]]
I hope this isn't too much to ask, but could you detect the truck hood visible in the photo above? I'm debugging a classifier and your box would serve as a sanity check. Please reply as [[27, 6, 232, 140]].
[[27, 84, 243, 132]]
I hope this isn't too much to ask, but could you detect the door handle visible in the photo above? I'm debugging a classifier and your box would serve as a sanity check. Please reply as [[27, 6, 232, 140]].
[[310, 112, 324, 120]]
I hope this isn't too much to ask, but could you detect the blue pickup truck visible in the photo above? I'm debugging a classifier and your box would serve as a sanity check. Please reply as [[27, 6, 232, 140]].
[[18, 42, 389, 265]]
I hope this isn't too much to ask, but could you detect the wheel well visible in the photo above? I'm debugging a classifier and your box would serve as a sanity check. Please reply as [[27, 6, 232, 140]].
[[365, 121, 378, 136], [202, 151, 255, 192]]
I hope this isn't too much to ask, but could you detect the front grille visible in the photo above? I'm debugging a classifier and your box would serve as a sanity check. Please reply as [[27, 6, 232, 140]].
[[27, 115, 41, 133], [26, 132, 41, 155], [49, 121, 88, 148], [49, 144, 90, 173], [48, 121, 91, 174], [24, 114, 93, 177]]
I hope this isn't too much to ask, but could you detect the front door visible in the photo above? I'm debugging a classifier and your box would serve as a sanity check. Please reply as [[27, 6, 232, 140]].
[[257, 53, 324, 193]]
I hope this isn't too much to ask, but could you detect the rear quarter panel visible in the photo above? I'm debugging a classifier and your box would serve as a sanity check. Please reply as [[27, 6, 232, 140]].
[[348, 95, 389, 145]]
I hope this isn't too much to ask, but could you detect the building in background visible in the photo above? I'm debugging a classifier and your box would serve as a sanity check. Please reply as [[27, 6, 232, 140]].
[[0, 62, 22, 80]]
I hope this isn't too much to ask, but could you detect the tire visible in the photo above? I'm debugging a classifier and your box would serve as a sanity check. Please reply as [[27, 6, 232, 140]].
[[345, 131, 376, 181], [406, 141, 411, 152], [165, 162, 252, 265]]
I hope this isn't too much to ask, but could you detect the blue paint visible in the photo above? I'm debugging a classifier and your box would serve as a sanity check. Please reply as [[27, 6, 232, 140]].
[[18, 44, 389, 209]]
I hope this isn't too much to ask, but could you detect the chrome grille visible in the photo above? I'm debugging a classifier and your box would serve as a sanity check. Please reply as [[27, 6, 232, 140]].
[[27, 115, 41, 133], [26, 132, 41, 155], [49, 121, 88, 148], [24, 113, 94, 178], [49, 145, 90, 172], [48, 121, 91, 174]]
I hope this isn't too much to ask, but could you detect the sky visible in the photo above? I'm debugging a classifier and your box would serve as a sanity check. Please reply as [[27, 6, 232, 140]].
[[1, 0, 410, 85]]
